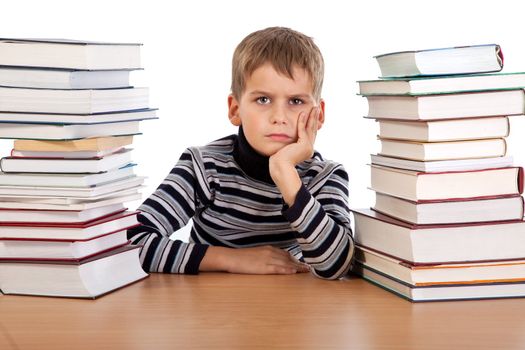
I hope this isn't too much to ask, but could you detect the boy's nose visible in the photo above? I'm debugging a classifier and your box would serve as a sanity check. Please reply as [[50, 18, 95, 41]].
[[270, 105, 288, 124]]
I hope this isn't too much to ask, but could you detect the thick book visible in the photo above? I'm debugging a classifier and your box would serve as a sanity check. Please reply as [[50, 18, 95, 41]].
[[0, 164, 135, 187], [0, 192, 141, 211], [0, 176, 144, 198], [370, 154, 514, 173], [352, 208, 525, 264], [11, 146, 124, 159], [354, 262, 525, 302], [374, 44, 503, 78], [0, 108, 156, 125], [14, 135, 133, 152], [0, 245, 148, 299], [377, 116, 509, 142], [373, 192, 524, 225], [365, 89, 524, 121], [358, 72, 525, 95], [0, 203, 125, 223], [378, 138, 507, 161], [0, 67, 133, 89], [0, 121, 142, 140], [370, 165, 523, 201], [0, 86, 149, 114], [0, 148, 133, 173], [0, 210, 138, 240], [0, 38, 142, 70], [0, 230, 129, 260], [355, 246, 525, 287]]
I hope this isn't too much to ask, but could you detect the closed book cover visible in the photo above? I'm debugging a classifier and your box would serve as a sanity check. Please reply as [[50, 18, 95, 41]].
[[352, 208, 525, 264]]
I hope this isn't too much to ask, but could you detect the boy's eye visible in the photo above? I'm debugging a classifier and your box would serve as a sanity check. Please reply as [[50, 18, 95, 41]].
[[256, 96, 270, 104], [290, 98, 304, 105]]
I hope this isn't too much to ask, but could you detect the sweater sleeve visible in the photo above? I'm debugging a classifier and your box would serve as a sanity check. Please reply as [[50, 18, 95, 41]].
[[282, 164, 355, 280], [127, 148, 211, 274]]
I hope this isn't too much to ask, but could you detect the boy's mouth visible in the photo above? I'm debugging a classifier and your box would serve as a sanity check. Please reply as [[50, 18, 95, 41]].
[[267, 133, 292, 142]]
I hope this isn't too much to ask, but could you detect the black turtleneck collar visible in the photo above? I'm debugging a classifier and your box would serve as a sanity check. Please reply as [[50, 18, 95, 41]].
[[232, 126, 275, 185]]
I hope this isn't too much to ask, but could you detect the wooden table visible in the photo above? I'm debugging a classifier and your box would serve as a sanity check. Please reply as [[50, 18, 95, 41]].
[[1, 273, 525, 350]]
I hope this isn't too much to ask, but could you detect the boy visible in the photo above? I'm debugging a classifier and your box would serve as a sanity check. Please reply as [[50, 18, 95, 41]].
[[127, 27, 354, 279]]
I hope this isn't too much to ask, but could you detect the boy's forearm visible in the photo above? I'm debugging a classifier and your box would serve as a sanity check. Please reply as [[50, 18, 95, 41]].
[[200, 246, 231, 272], [269, 160, 302, 206]]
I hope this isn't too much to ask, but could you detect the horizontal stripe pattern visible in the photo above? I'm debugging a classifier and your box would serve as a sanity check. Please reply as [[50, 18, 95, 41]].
[[128, 135, 354, 279]]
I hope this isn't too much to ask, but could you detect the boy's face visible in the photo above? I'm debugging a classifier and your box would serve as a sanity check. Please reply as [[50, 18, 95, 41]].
[[228, 63, 324, 157]]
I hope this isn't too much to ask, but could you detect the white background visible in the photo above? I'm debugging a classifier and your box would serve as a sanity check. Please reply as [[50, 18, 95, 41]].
[[2, 0, 525, 239]]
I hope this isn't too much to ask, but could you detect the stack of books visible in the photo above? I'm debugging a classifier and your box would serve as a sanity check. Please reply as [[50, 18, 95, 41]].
[[353, 44, 525, 302], [0, 39, 152, 298]]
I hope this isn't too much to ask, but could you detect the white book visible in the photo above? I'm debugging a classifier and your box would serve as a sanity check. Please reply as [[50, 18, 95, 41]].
[[0, 230, 129, 259], [374, 44, 503, 78], [0, 67, 133, 89], [373, 192, 524, 225], [365, 90, 524, 120], [0, 121, 142, 140], [0, 164, 135, 187], [379, 138, 507, 161], [358, 72, 525, 95], [0, 148, 133, 173], [0, 176, 144, 198], [0, 109, 156, 125], [0, 245, 148, 299], [0, 187, 142, 205], [0, 38, 142, 70], [377, 117, 509, 142], [370, 154, 514, 173], [0, 211, 138, 240], [0, 86, 149, 114], [0, 203, 125, 223], [0, 192, 141, 211]]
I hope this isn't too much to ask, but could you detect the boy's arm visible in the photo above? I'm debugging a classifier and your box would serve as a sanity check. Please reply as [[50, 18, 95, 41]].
[[269, 107, 355, 280], [127, 149, 209, 274]]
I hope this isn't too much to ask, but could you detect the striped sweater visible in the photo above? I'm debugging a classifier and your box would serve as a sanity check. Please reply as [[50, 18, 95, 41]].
[[127, 131, 355, 279]]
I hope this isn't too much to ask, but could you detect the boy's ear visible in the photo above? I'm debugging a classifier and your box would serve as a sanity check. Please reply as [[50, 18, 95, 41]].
[[228, 94, 241, 126], [316, 99, 326, 130]]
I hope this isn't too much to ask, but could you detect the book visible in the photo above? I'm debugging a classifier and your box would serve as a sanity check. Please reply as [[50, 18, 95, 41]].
[[378, 138, 507, 161], [0, 108, 156, 125], [0, 245, 148, 299], [1, 186, 141, 206], [0, 192, 141, 211], [0, 67, 133, 89], [14, 135, 133, 152], [11, 146, 124, 159], [355, 245, 525, 286], [374, 44, 503, 78], [370, 154, 514, 173], [0, 176, 144, 198], [0, 148, 132, 173], [0, 121, 142, 140], [354, 262, 525, 302], [0, 86, 148, 114], [373, 192, 524, 225], [352, 208, 525, 264], [0, 210, 138, 240], [377, 117, 509, 142], [0, 164, 135, 187], [0, 230, 129, 259], [0, 38, 142, 70], [370, 165, 523, 201], [0, 203, 125, 223], [365, 89, 524, 121], [358, 72, 525, 95]]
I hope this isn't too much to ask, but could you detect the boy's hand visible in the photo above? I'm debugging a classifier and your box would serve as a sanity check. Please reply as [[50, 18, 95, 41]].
[[269, 106, 320, 206], [200, 245, 310, 274]]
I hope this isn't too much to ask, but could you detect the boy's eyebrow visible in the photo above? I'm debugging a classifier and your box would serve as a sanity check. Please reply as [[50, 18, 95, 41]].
[[249, 90, 313, 99]]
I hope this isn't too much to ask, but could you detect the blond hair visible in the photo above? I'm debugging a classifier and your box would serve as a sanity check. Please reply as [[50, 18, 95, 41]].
[[231, 27, 324, 102]]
